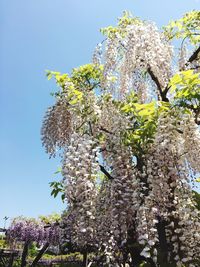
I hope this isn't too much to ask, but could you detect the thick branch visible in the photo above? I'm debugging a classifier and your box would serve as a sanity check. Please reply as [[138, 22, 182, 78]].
[[188, 45, 200, 63], [147, 67, 169, 102], [163, 47, 200, 103]]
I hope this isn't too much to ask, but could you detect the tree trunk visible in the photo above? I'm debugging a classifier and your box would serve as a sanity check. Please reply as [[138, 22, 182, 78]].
[[156, 216, 169, 266], [82, 251, 88, 267], [129, 248, 143, 267], [21, 241, 30, 267], [30, 242, 49, 267]]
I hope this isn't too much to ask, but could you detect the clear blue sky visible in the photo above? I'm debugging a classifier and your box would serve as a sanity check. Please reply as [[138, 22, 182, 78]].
[[0, 0, 199, 227]]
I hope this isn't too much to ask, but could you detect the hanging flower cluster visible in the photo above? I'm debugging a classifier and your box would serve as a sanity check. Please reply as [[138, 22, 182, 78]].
[[98, 21, 173, 97], [137, 112, 200, 265], [42, 11, 200, 267], [61, 134, 99, 250], [97, 148, 140, 264], [41, 100, 72, 156], [182, 116, 200, 174]]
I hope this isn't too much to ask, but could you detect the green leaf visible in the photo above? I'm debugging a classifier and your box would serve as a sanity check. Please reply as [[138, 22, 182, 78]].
[[54, 167, 62, 175]]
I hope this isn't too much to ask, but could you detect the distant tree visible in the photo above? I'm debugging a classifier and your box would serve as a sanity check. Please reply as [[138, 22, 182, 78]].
[[7, 216, 60, 267], [42, 11, 200, 267]]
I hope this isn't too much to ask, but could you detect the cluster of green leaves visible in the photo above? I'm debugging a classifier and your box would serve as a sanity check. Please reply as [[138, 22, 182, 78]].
[[120, 92, 170, 154], [170, 70, 200, 111], [100, 11, 142, 38], [46, 64, 103, 109], [49, 167, 65, 202], [39, 213, 61, 225], [163, 10, 200, 45], [70, 64, 103, 91], [50, 181, 65, 202], [46, 70, 69, 89], [46, 64, 103, 94]]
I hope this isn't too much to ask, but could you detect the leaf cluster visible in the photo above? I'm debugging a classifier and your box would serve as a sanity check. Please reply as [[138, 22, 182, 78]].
[[120, 93, 170, 153], [49, 181, 65, 202], [170, 70, 200, 111], [163, 10, 200, 45]]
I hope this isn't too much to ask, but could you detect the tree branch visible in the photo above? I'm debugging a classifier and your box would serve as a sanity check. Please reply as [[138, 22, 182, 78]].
[[188, 45, 200, 63], [99, 165, 114, 180], [147, 67, 169, 102], [88, 121, 93, 136], [99, 127, 114, 135]]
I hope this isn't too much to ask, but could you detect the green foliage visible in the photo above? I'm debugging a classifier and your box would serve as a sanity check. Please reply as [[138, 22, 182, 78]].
[[46, 64, 104, 114], [163, 10, 200, 45], [39, 213, 61, 224], [49, 181, 65, 202], [120, 93, 170, 153], [121, 101, 157, 151], [54, 167, 62, 175], [46, 70, 69, 89], [169, 70, 200, 111], [68, 87, 83, 105], [71, 64, 103, 90], [28, 242, 38, 257], [100, 11, 142, 38], [46, 63, 103, 94], [49, 166, 64, 202]]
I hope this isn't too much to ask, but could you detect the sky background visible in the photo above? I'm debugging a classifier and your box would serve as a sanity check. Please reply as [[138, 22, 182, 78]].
[[0, 0, 199, 227]]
